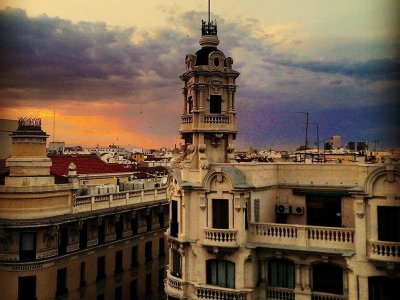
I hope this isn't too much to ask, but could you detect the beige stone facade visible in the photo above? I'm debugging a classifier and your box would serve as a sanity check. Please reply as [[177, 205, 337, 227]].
[[165, 19, 400, 300], [0, 118, 169, 300]]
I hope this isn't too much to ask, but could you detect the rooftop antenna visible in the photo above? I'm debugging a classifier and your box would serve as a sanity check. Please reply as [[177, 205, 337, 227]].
[[296, 111, 309, 163], [53, 108, 55, 145], [208, 0, 211, 23]]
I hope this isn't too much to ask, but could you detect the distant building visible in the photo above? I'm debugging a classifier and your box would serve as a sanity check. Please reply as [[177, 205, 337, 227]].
[[0, 119, 18, 159], [332, 135, 341, 149], [0, 118, 169, 300], [48, 141, 65, 154]]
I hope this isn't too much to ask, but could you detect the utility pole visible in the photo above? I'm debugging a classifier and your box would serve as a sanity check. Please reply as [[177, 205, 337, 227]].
[[208, 0, 211, 23], [296, 112, 309, 163]]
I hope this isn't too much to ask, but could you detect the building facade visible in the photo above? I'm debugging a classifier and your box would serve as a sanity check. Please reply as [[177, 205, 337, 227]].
[[165, 16, 400, 300], [0, 118, 169, 300]]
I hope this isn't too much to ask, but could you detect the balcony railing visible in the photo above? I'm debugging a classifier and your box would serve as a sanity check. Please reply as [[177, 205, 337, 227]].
[[266, 286, 295, 300], [311, 291, 347, 300], [203, 228, 238, 247], [73, 187, 167, 213], [165, 270, 185, 298], [368, 240, 400, 262], [250, 223, 354, 251], [204, 114, 230, 124], [181, 115, 193, 124], [195, 284, 252, 300]]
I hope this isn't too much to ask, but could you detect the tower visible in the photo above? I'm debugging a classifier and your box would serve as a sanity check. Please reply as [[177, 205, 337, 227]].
[[178, 12, 239, 182]]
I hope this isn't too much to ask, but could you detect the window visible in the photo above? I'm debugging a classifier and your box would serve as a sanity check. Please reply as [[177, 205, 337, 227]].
[[115, 250, 123, 274], [171, 249, 182, 278], [115, 286, 122, 300], [145, 241, 152, 262], [131, 215, 138, 235], [378, 207, 400, 242], [56, 268, 68, 296], [130, 280, 138, 300], [97, 256, 106, 281], [79, 223, 88, 250], [115, 216, 124, 240], [96, 294, 104, 300], [98, 218, 105, 244], [158, 268, 165, 290], [210, 95, 222, 114], [212, 199, 229, 229], [170, 200, 179, 237], [19, 232, 36, 261], [369, 276, 399, 300], [158, 210, 164, 228], [307, 196, 341, 227], [159, 238, 165, 257], [187, 96, 193, 114], [131, 246, 139, 268], [206, 259, 235, 288], [268, 259, 295, 288], [146, 212, 152, 232], [146, 273, 152, 292], [18, 276, 36, 300], [312, 263, 343, 294], [80, 262, 86, 288], [58, 226, 68, 255]]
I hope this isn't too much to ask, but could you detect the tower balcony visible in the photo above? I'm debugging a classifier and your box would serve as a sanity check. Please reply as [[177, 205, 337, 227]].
[[249, 223, 355, 252], [202, 228, 238, 248], [180, 114, 235, 132], [367, 240, 400, 262], [194, 284, 252, 300], [165, 269, 186, 299]]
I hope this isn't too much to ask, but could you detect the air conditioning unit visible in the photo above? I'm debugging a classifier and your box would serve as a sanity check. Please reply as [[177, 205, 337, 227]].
[[292, 206, 304, 215], [276, 204, 291, 214]]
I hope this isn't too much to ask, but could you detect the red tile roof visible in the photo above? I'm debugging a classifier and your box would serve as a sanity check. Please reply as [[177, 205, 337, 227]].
[[49, 154, 133, 176]]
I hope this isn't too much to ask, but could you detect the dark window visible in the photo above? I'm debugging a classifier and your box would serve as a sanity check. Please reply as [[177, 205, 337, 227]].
[[80, 262, 86, 288], [98, 218, 105, 244], [214, 57, 220, 67], [210, 95, 222, 114], [171, 200, 179, 237], [158, 210, 164, 228], [146, 273, 152, 292], [244, 202, 248, 230], [58, 226, 68, 255], [369, 276, 399, 300], [131, 215, 138, 235], [206, 259, 235, 288], [116, 215, 124, 240], [159, 238, 165, 257], [159, 268, 165, 290], [96, 294, 104, 300], [307, 196, 341, 227], [131, 246, 139, 267], [97, 256, 106, 281], [115, 286, 122, 300], [18, 276, 36, 300], [115, 250, 123, 274], [19, 232, 36, 261], [145, 241, 152, 262], [171, 249, 182, 278], [79, 223, 88, 250], [146, 212, 152, 232], [187, 96, 193, 114], [268, 259, 295, 288], [378, 206, 400, 242], [130, 280, 138, 300], [312, 263, 343, 294], [56, 268, 68, 296], [212, 199, 229, 229]]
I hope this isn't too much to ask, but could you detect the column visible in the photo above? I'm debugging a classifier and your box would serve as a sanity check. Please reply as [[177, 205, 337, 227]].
[[228, 86, 234, 112], [295, 264, 302, 289], [192, 85, 198, 112], [199, 84, 205, 111], [303, 265, 311, 291], [343, 269, 349, 296], [182, 87, 188, 114], [260, 260, 267, 286]]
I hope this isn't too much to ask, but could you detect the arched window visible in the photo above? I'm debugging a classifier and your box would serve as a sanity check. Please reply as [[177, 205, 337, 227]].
[[312, 263, 343, 294], [206, 259, 235, 288], [268, 258, 295, 288]]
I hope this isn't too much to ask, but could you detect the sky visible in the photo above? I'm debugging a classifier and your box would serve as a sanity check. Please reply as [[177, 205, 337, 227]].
[[0, 0, 399, 150]]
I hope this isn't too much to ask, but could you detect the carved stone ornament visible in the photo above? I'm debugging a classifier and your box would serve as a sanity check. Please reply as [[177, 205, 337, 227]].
[[185, 54, 197, 71]]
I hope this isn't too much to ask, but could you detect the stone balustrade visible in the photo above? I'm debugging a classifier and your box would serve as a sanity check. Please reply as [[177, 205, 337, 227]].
[[195, 284, 252, 300], [203, 228, 238, 247], [266, 286, 295, 300], [204, 114, 230, 124], [165, 270, 185, 298], [73, 187, 167, 213], [250, 223, 355, 251], [181, 115, 193, 124], [311, 291, 347, 300], [368, 240, 400, 262]]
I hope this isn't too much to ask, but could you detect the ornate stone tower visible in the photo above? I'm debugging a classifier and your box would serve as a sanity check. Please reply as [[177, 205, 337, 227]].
[[178, 16, 240, 181]]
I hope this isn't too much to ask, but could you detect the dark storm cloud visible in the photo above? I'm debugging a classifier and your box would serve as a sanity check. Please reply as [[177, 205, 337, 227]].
[[264, 57, 400, 80], [0, 8, 192, 103]]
